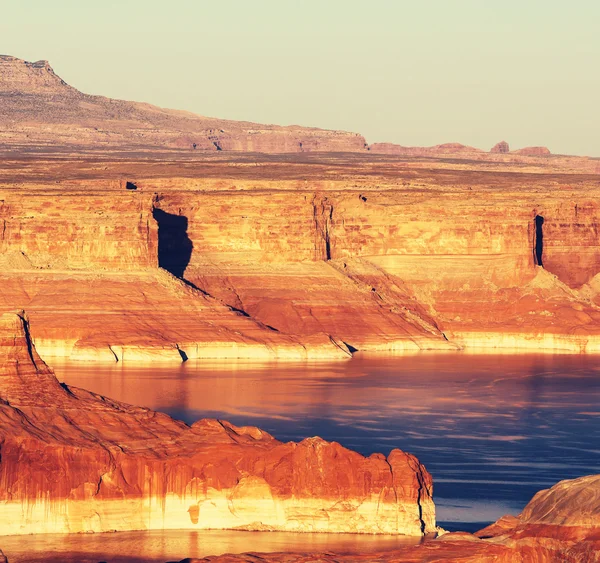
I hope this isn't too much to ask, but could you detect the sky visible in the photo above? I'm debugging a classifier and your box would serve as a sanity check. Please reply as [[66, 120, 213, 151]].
[[1, 0, 599, 156]]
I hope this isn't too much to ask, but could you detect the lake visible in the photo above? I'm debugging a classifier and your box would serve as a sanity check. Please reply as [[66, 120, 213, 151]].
[[3, 352, 599, 562]]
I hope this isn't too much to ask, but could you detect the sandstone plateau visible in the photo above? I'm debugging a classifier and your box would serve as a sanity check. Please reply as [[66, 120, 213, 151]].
[[0, 312, 434, 536], [2, 146, 600, 360], [1, 52, 600, 563], [0, 55, 566, 159]]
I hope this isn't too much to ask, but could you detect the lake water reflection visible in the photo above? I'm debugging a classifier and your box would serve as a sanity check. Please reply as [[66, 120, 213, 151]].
[[12, 352, 597, 560]]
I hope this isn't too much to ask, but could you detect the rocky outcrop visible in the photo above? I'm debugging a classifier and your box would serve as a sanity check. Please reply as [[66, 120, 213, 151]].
[[490, 140, 510, 153], [0, 55, 365, 153], [0, 312, 435, 536]]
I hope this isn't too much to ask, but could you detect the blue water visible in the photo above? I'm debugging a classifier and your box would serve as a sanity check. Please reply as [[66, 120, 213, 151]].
[[54, 352, 600, 533]]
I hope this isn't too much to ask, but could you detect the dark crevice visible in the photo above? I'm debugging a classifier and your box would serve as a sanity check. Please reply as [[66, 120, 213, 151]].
[[125, 181, 138, 190], [107, 345, 119, 362], [229, 306, 250, 317], [176, 345, 189, 362], [534, 214, 544, 267], [180, 277, 210, 297], [312, 195, 334, 261], [325, 235, 331, 260], [17, 313, 37, 370], [213, 141, 222, 151], [152, 207, 193, 279], [405, 456, 427, 535], [326, 205, 334, 260], [59, 382, 77, 397], [343, 341, 359, 353]]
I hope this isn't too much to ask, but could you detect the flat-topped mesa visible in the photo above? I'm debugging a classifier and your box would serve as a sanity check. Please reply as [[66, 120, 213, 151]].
[[0, 55, 366, 152], [369, 142, 483, 156], [514, 146, 551, 156], [0, 312, 435, 536]]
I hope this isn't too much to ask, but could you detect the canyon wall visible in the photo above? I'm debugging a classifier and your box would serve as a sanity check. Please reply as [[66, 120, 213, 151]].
[[0, 312, 434, 536], [0, 192, 156, 269], [2, 171, 600, 358]]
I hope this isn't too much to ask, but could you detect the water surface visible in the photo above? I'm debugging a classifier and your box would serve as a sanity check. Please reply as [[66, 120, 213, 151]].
[[8, 353, 597, 561]]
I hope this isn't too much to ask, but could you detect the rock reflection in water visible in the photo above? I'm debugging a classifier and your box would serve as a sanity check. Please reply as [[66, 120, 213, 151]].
[[1, 530, 421, 563]]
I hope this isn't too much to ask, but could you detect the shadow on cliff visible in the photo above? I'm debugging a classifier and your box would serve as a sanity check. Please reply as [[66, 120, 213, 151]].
[[152, 208, 193, 279]]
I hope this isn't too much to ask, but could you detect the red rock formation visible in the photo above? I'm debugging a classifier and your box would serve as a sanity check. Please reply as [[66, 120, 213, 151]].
[[0, 312, 435, 536], [0, 55, 366, 153], [490, 140, 510, 153]]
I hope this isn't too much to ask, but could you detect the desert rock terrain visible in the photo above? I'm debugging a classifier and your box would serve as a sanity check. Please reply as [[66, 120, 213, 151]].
[[0, 311, 434, 536], [2, 56, 600, 361], [2, 147, 600, 359], [1, 53, 599, 562]]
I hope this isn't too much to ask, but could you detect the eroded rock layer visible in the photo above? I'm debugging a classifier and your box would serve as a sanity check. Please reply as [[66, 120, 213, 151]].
[[0, 312, 434, 536]]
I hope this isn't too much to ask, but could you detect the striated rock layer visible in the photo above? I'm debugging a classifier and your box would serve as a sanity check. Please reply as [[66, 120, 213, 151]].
[[3, 148, 600, 359], [0, 312, 434, 536]]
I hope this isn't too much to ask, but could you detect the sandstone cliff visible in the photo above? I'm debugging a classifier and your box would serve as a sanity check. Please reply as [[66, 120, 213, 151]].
[[0, 312, 435, 536], [161, 474, 600, 562], [3, 149, 600, 359]]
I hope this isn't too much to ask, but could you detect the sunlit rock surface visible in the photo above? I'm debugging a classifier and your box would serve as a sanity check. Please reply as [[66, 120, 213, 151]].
[[2, 54, 600, 360], [4, 160, 600, 359], [160, 475, 600, 562], [0, 312, 434, 536]]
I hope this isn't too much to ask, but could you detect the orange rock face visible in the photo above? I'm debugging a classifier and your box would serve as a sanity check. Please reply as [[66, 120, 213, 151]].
[[2, 148, 600, 359], [514, 146, 552, 155], [0, 312, 435, 536]]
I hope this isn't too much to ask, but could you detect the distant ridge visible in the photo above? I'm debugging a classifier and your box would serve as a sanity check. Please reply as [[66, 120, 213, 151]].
[[0, 55, 366, 152], [0, 55, 554, 156]]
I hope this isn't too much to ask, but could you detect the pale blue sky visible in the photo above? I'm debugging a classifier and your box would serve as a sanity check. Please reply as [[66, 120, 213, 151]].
[[2, 1, 599, 155]]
